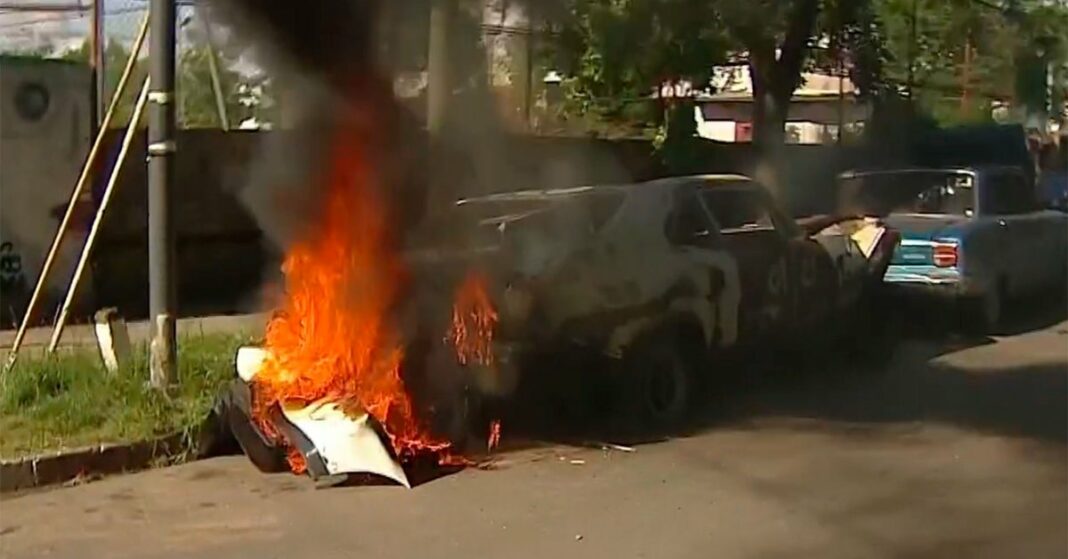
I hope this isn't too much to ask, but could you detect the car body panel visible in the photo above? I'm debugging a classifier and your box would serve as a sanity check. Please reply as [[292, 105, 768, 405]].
[[451, 175, 897, 386]]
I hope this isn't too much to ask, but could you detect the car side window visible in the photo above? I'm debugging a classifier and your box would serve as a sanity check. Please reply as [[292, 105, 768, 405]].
[[665, 187, 718, 246], [701, 186, 776, 233], [982, 172, 1035, 215]]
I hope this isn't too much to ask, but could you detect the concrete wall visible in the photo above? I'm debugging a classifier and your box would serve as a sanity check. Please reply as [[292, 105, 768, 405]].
[[22, 128, 859, 324], [0, 58, 92, 327], [86, 130, 667, 321], [88, 130, 853, 320], [91, 129, 270, 320]]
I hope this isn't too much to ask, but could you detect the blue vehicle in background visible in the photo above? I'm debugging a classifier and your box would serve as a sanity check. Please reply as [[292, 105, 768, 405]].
[[838, 166, 1068, 333]]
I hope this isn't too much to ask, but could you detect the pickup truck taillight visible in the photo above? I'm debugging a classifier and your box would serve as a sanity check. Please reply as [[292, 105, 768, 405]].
[[932, 242, 959, 268]]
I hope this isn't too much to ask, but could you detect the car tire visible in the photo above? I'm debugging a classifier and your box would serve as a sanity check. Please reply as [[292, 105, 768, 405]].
[[616, 332, 697, 435]]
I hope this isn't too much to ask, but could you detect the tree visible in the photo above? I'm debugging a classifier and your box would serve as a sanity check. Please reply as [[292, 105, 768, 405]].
[[876, 0, 1068, 126], [178, 45, 239, 128], [546, 0, 729, 123], [61, 38, 278, 129], [61, 39, 149, 126], [540, 0, 882, 177]]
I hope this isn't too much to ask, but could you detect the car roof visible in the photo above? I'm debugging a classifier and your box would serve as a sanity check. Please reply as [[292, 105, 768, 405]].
[[838, 165, 1025, 180], [640, 174, 754, 188], [455, 174, 757, 206]]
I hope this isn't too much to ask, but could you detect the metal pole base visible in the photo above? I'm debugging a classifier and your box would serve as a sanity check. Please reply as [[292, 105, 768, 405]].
[[150, 313, 177, 389]]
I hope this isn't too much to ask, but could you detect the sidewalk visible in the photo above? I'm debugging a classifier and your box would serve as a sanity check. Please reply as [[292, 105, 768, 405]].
[[0, 313, 267, 359]]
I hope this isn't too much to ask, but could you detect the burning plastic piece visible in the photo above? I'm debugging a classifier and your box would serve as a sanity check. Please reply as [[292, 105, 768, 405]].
[[280, 399, 410, 488], [234, 345, 410, 488], [249, 119, 452, 462]]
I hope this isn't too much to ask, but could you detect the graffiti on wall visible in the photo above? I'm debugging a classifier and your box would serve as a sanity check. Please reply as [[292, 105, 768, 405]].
[[0, 241, 26, 294]]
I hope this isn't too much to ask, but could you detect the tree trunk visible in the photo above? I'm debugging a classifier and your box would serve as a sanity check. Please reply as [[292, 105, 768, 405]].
[[745, 0, 821, 198], [749, 50, 789, 195], [750, 59, 789, 153]]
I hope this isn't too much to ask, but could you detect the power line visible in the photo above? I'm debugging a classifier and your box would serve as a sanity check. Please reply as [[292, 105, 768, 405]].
[[0, 13, 83, 30], [0, 5, 144, 30], [0, 2, 87, 11]]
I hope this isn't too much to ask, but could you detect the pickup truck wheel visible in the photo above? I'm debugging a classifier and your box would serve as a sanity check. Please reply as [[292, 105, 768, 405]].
[[847, 289, 900, 369], [963, 284, 1003, 335], [617, 334, 696, 435]]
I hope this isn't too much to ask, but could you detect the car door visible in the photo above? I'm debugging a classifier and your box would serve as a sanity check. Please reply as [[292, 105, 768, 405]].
[[699, 184, 792, 348], [663, 183, 740, 347], [775, 210, 840, 336]]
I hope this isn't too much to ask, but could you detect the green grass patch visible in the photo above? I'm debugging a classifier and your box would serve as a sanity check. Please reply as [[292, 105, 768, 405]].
[[0, 333, 255, 460]]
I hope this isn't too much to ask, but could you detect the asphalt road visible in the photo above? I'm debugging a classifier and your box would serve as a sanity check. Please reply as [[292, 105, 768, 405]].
[[2, 311, 1065, 559]]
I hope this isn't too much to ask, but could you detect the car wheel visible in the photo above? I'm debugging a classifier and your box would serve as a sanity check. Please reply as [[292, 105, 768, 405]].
[[617, 333, 696, 435]]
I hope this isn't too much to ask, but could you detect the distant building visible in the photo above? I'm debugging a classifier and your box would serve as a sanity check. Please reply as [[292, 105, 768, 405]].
[[694, 65, 871, 144]]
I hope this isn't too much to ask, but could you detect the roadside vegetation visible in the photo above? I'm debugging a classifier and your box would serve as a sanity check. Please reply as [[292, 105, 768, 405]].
[[0, 333, 252, 460]]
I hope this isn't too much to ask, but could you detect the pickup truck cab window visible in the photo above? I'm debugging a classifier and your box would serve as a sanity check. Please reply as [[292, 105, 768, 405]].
[[840, 170, 976, 217], [980, 170, 1036, 216]]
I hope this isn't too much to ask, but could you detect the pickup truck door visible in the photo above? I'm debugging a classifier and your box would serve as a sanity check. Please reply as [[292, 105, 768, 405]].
[[980, 170, 1046, 295], [1029, 208, 1068, 289]]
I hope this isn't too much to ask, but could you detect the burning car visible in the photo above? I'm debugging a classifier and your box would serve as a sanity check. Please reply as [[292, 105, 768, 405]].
[[220, 173, 898, 486], [437, 175, 900, 431]]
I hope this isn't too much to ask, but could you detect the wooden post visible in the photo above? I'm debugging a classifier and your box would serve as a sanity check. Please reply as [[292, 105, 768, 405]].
[[46, 80, 152, 354], [93, 307, 131, 373], [90, 0, 103, 127]]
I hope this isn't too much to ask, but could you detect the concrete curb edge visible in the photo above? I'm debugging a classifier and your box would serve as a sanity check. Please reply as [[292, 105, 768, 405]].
[[0, 415, 222, 493]]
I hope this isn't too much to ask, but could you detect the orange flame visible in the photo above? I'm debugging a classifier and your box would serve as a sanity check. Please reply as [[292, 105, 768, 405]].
[[252, 118, 449, 463], [487, 420, 502, 452], [446, 271, 499, 366]]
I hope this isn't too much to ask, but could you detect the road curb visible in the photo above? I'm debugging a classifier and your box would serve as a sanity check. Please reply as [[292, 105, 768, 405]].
[[0, 414, 223, 493]]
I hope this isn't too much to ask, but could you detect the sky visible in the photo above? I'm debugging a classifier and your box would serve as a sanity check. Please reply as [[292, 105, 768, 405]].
[[0, 0, 531, 80], [0, 0, 195, 54]]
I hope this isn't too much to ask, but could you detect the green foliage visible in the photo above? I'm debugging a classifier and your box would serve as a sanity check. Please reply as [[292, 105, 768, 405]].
[[540, 0, 1068, 135], [0, 333, 251, 459], [541, 0, 879, 148], [60, 40, 150, 126], [56, 39, 278, 129], [546, 0, 730, 121], [178, 45, 238, 128], [878, 0, 1068, 125]]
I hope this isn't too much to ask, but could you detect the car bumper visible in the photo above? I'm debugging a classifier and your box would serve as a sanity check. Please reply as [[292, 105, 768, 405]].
[[884, 265, 980, 298]]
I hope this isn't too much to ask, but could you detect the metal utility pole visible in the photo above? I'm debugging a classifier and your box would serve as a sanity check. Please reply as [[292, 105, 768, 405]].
[[961, 39, 973, 118], [200, 13, 230, 130], [148, 0, 178, 388], [89, 0, 103, 127], [427, 0, 453, 135], [907, 0, 918, 102], [523, 5, 535, 130]]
